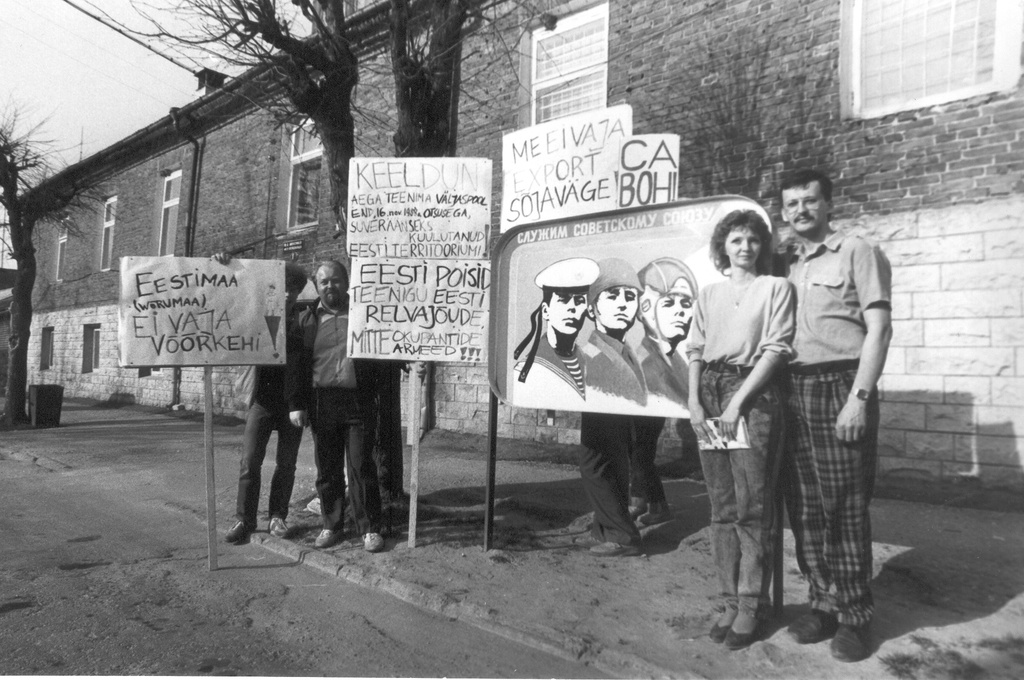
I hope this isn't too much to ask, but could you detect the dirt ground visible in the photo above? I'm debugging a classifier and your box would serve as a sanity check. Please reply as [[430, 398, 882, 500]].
[[6, 399, 1023, 678], [249, 428, 1024, 679]]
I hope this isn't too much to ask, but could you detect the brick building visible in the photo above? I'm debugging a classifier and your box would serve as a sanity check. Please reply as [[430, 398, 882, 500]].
[[26, 0, 1024, 486]]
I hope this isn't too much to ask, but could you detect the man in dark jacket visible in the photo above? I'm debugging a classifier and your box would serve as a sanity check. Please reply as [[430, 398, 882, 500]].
[[291, 260, 384, 553], [225, 261, 309, 544]]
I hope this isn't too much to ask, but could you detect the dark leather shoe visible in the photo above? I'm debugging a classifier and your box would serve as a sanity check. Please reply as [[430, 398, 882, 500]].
[[638, 501, 672, 526], [589, 541, 642, 557], [787, 610, 838, 644], [224, 521, 252, 544], [724, 621, 763, 650], [831, 623, 871, 662], [709, 622, 730, 643]]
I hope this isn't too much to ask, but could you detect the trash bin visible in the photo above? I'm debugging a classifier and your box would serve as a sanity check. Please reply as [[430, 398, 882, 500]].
[[29, 384, 64, 428]]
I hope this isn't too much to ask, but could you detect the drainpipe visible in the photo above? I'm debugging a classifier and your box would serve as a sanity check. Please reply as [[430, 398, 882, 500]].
[[168, 106, 207, 408]]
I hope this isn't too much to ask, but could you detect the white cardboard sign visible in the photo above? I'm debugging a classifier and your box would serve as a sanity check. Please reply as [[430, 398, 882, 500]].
[[501, 105, 633, 231], [118, 256, 287, 367], [347, 157, 492, 260]]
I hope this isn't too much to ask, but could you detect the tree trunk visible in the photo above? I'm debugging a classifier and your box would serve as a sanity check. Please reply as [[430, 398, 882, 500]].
[[391, 0, 467, 157], [3, 248, 36, 426]]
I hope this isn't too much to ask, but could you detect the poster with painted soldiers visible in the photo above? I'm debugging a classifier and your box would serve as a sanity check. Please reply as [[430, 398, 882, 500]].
[[346, 157, 492, 363], [118, 256, 287, 367], [489, 197, 772, 418]]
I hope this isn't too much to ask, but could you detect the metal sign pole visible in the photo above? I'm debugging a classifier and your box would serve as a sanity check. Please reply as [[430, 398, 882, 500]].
[[483, 391, 498, 551], [204, 366, 218, 571]]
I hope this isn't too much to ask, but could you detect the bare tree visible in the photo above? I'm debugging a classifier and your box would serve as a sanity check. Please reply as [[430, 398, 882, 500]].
[[131, 0, 360, 234], [0, 106, 95, 427]]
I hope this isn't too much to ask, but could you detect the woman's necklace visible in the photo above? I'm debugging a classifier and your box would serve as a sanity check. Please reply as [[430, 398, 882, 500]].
[[729, 277, 756, 308]]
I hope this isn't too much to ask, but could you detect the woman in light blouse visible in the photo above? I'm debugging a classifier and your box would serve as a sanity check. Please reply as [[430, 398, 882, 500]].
[[685, 210, 796, 650]]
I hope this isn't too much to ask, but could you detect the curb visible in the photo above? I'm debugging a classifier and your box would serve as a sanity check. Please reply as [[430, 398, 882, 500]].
[[250, 533, 691, 679]]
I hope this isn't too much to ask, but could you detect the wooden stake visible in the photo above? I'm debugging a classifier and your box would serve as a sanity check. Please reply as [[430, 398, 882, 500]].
[[407, 362, 423, 548], [204, 366, 218, 571]]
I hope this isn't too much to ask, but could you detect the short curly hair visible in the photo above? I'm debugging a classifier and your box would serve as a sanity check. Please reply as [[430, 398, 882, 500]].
[[709, 210, 773, 275]]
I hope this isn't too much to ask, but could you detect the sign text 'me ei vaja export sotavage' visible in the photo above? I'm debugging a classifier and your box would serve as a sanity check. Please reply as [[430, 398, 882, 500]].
[[346, 157, 492, 363], [119, 256, 288, 367], [489, 197, 772, 418], [500, 104, 681, 231]]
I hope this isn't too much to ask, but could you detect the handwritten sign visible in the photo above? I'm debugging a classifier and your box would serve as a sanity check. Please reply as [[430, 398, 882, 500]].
[[501, 104, 633, 231], [348, 258, 489, 363], [347, 157, 492, 259], [118, 256, 286, 367], [617, 134, 680, 209]]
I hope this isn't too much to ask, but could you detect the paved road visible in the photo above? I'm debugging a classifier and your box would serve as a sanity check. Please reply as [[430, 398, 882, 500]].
[[0, 416, 604, 678]]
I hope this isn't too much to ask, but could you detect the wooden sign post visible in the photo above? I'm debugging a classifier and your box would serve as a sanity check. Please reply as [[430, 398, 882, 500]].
[[118, 256, 288, 571]]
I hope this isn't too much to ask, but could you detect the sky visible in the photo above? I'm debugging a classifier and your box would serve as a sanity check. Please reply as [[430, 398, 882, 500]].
[[2, 0, 202, 166], [1, 0, 204, 270]]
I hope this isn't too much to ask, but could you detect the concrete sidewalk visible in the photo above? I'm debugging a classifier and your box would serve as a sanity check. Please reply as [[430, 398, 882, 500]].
[[5, 398, 1024, 679]]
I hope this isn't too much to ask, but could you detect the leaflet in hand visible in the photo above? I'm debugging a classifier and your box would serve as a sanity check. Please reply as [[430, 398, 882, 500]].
[[697, 417, 751, 450]]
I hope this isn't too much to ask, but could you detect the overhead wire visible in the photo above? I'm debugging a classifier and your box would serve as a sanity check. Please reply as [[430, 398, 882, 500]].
[[11, 0, 195, 100], [55, 0, 195, 72]]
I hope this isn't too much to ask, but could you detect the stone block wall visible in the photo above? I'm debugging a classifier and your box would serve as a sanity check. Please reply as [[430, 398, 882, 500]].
[[865, 196, 1024, 486]]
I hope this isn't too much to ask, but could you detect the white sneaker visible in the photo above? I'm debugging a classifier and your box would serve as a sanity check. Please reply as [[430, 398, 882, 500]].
[[269, 516, 289, 538], [314, 529, 342, 549], [363, 532, 384, 553]]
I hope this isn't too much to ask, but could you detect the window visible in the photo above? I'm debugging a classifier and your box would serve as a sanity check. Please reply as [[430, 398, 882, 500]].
[[40, 327, 54, 370], [531, 4, 609, 124], [288, 127, 322, 229], [101, 196, 116, 270], [843, 0, 1023, 118], [82, 323, 100, 373], [346, 0, 382, 11], [56, 229, 67, 281], [158, 170, 182, 255]]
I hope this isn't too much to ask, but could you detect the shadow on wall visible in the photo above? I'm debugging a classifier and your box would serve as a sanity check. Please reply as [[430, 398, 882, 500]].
[[877, 390, 1024, 512]]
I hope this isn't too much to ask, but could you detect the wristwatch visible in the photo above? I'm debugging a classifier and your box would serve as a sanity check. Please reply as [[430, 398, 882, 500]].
[[853, 388, 871, 401]]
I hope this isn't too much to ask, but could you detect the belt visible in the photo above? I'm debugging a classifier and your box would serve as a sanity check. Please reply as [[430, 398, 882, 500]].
[[789, 359, 860, 376], [704, 360, 753, 377]]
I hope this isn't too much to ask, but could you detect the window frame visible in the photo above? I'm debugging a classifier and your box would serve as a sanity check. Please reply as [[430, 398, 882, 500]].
[[530, 3, 610, 125], [158, 170, 182, 256], [101, 195, 116, 270], [841, 0, 1024, 119], [82, 323, 101, 373], [56, 229, 67, 281], [40, 326, 54, 370], [286, 126, 323, 231]]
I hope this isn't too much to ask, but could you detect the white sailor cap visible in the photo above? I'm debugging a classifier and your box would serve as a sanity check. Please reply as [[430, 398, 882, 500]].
[[534, 257, 600, 290]]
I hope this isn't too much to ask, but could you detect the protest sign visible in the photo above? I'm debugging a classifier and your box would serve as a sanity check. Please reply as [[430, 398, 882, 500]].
[[501, 105, 633, 231], [118, 256, 287, 367], [617, 134, 680, 209], [346, 156, 493, 364], [489, 197, 772, 418], [348, 257, 489, 363], [347, 157, 492, 260]]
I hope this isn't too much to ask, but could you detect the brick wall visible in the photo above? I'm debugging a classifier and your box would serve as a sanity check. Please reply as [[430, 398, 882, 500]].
[[430, 0, 1024, 485]]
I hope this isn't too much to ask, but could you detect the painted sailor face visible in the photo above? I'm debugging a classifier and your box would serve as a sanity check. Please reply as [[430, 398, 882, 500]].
[[593, 285, 640, 333], [543, 291, 589, 336]]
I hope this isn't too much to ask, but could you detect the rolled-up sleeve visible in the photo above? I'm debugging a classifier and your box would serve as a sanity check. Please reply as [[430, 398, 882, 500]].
[[756, 278, 796, 359], [853, 240, 892, 311]]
